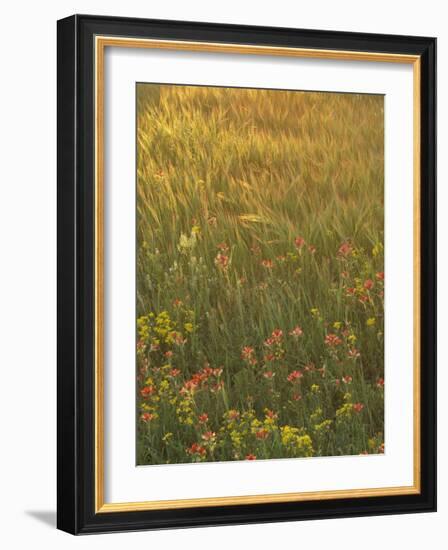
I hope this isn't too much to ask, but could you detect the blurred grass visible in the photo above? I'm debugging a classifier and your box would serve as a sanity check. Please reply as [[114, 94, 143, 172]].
[[136, 84, 384, 465]]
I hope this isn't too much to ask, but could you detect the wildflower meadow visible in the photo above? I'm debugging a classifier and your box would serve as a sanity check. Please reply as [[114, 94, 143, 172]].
[[136, 84, 385, 465]]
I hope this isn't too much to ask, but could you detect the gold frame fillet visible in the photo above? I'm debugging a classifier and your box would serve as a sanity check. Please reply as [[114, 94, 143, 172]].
[[94, 36, 421, 513]]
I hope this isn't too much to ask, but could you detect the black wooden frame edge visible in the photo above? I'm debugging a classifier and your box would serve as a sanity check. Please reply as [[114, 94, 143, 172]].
[[57, 15, 78, 534], [57, 14, 436, 535]]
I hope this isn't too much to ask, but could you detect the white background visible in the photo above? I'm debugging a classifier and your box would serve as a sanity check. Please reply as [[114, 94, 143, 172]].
[[0, 1, 444, 548], [105, 48, 414, 502]]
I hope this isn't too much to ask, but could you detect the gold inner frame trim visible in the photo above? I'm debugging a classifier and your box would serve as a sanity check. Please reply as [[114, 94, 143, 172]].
[[94, 35, 421, 513]]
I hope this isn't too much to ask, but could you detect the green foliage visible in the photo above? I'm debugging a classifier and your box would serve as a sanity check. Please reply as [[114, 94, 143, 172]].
[[136, 84, 385, 464]]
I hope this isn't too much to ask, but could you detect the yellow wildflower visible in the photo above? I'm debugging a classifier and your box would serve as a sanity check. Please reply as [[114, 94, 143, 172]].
[[314, 419, 332, 432], [336, 403, 353, 419]]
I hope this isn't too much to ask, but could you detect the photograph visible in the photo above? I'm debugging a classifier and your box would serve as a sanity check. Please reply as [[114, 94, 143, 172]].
[[54, 13, 436, 534], [136, 83, 385, 465], [0, 1, 442, 547]]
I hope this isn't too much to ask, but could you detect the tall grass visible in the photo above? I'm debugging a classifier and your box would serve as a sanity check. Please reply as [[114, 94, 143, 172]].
[[136, 84, 384, 465]]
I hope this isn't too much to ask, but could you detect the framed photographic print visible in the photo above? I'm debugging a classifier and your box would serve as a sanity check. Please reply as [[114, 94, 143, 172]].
[[57, 14, 436, 534]]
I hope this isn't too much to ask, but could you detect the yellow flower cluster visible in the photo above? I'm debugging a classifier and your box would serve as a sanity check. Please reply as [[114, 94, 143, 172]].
[[137, 309, 197, 348], [176, 397, 195, 426], [280, 426, 313, 457], [336, 402, 353, 420], [314, 419, 332, 433], [310, 407, 323, 424], [219, 408, 314, 459], [154, 311, 175, 340], [372, 242, 383, 257]]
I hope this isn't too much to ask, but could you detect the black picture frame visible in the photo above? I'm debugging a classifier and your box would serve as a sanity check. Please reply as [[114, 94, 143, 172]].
[[57, 14, 436, 534]]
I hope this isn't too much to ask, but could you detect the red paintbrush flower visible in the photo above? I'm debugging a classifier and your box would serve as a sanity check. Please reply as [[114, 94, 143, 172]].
[[325, 333, 342, 347], [287, 370, 303, 383], [294, 236, 305, 248]]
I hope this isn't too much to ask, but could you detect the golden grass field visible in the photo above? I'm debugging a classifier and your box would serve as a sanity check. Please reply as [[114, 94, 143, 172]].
[[136, 83, 384, 465]]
